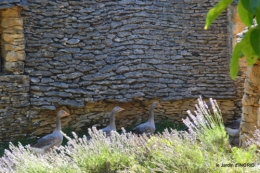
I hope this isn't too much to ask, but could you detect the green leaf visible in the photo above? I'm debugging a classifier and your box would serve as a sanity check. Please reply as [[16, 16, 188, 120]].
[[238, 0, 253, 27], [230, 42, 242, 79], [240, 52, 244, 58], [241, 29, 259, 66], [257, 9, 260, 28], [241, 0, 260, 15], [230, 29, 260, 79], [250, 29, 260, 57], [244, 53, 259, 66], [204, 0, 233, 30]]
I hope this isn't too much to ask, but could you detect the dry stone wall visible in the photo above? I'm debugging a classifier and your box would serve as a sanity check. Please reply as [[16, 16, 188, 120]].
[[0, 6, 26, 74], [22, 0, 234, 109], [0, 0, 28, 10], [0, 0, 244, 142], [0, 75, 30, 141]]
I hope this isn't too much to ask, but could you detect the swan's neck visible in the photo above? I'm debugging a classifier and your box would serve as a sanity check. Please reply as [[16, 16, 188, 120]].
[[148, 105, 155, 124], [54, 116, 61, 132], [109, 111, 116, 129]]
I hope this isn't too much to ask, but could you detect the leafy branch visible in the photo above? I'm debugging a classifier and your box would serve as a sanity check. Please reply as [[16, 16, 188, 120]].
[[205, 0, 260, 79]]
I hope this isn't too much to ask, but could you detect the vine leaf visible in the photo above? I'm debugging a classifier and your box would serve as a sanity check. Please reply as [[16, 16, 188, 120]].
[[204, 0, 233, 30], [250, 29, 260, 57], [242, 29, 259, 66], [256, 9, 260, 29], [238, 0, 253, 27], [230, 42, 242, 79], [240, 0, 260, 15], [230, 29, 259, 79]]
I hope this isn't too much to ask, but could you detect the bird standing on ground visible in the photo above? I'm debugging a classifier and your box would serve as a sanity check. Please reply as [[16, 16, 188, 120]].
[[30, 110, 70, 154], [101, 106, 125, 136], [225, 118, 241, 146], [131, 102, 162, 136]]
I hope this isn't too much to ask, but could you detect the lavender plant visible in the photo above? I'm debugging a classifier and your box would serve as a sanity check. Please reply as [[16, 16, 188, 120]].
[[183, 97, 229, 152], [0, 97, 260, 173], [60, 129, 146, 173]]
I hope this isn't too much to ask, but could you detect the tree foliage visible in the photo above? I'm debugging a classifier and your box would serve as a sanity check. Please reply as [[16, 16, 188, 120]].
[[205, 0, 260, 79]]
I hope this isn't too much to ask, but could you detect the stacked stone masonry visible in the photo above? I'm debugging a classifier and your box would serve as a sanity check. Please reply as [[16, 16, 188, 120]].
[[0, 75, 30, 141], [0, 0, 244, 142], [23, 0, 234, 105], [0, 6, 26, 74], [239, 61, 260, 147], [0, 0, 28, 10]]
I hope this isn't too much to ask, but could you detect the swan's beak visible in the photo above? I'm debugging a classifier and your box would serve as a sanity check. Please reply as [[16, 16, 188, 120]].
[[65, 112, 70, 116], [119, 108, 125, 112], [158, 104, 162, 108]]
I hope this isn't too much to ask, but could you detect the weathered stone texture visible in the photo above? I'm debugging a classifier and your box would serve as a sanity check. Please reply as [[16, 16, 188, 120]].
[[22, 0, 234, 109], [0, 6, 25, 74], [0, 75, 30, 107], [0, 0, 28, 10], [0, 75, 30, 142], [0, 0, 244, 142], [240, 62, 260, 147]]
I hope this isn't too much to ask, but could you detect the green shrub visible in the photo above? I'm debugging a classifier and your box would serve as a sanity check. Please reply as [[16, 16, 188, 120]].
[[232, 145, 257, 164]]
